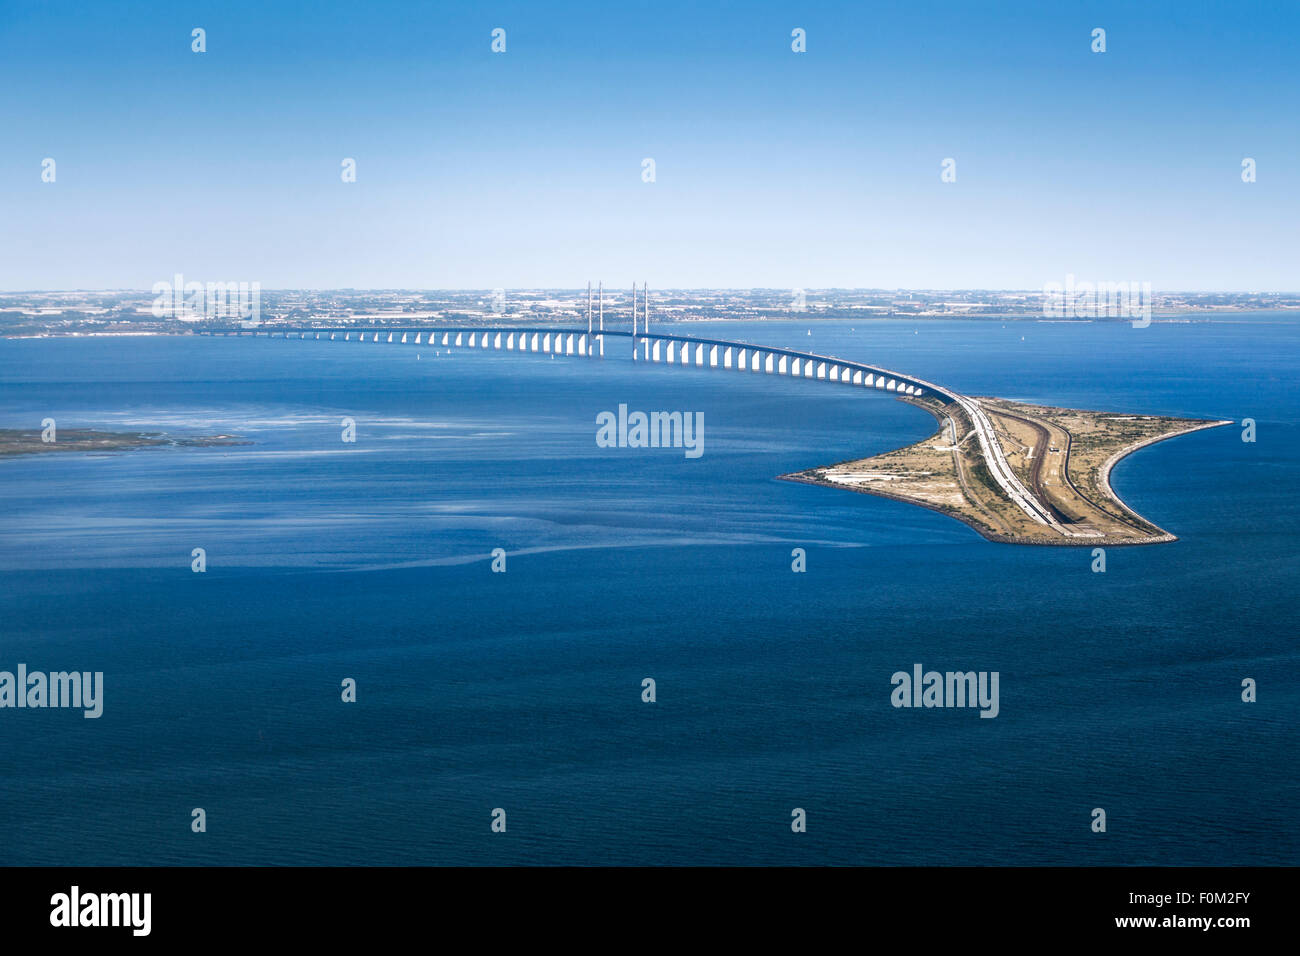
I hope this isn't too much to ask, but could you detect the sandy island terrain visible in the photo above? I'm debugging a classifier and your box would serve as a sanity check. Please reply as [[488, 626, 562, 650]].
[[1, 429, 247, 460], [780, 395, 1231, 546]]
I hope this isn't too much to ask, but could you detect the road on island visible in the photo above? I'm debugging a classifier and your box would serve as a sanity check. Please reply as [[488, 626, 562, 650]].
[[950, 395, 1072, 536], [983, 405, 1080, 527]]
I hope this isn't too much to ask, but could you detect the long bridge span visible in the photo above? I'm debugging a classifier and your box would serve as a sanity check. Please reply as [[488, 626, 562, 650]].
[[197, 325, 1067, 534]]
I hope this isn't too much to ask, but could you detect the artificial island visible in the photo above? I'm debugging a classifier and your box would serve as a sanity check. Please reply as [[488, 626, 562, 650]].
[[782, 393, 1230, 545]]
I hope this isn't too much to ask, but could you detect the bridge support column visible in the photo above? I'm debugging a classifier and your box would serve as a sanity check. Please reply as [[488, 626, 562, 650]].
[[737, 348, 747, 370], [695, 343, 704, 366], [724, 347, 733, 368], [494, 332, 502, 349], [709, 345, 718, 367]]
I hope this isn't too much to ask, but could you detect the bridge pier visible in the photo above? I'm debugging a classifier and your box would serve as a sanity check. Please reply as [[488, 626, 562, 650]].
[[709, 345, 718, 367]]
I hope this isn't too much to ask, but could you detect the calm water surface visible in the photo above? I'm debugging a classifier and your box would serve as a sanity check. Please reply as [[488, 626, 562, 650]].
[[0, 316, 1295, 864]]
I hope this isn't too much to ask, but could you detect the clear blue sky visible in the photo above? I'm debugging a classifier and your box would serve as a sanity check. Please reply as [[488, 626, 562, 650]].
[[1, 0, 1296, 290]]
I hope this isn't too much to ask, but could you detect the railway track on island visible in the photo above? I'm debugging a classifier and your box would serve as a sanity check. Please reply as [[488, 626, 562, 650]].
[[985, 405, 1152, 535]]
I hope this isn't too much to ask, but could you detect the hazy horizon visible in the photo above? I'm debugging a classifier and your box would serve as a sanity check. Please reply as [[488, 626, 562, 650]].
[[5, 286, 1300, 295]]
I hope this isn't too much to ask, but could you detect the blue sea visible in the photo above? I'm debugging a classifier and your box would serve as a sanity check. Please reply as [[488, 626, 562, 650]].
[[0, 316, 1296, 865]]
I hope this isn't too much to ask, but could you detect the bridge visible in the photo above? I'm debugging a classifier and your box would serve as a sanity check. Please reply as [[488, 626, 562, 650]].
[[197, 325, 1069, 534], [200, 326, 954, 401]]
